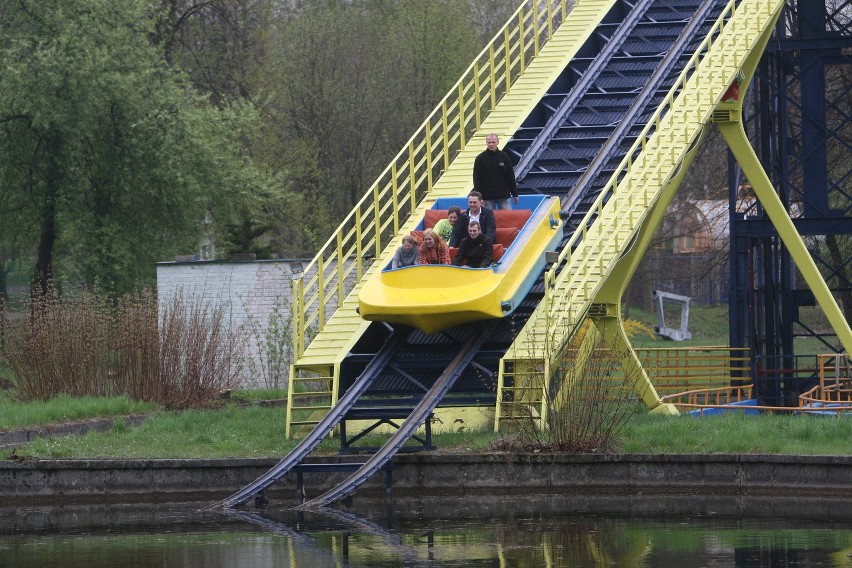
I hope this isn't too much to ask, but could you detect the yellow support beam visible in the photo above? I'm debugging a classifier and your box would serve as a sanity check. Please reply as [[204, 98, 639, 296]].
[[716, 115, 852, 355], [497, 0, 786, 430]]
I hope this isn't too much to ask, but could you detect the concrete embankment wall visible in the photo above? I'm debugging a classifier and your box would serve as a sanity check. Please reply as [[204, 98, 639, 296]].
[[1, 453, 850, 505]]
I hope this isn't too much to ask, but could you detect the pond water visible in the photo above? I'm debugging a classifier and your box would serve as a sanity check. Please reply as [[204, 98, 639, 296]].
[[2, 494, 851, 567]]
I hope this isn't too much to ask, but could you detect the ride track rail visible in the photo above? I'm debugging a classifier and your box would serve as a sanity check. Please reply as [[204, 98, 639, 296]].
[[296, 322, 496, 510], [217, 322, 495, 509], [214, 325, 404, 509]]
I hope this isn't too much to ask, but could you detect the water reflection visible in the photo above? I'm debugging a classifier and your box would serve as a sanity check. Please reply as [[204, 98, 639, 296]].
[[1, 495, 851, 567]]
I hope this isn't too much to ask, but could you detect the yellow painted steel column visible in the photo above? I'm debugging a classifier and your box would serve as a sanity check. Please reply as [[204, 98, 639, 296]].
[[710, 4, 851, 355], [717, 117, 852, 355], [591, 310, 678, 415], [588, 124, 709, 416], [285, 364, 296, 439]]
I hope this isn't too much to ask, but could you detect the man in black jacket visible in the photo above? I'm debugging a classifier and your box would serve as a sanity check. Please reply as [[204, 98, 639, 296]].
[[452, 221, 493, 268], [473, 133, 518, 210], [450, 191, 496, 247]]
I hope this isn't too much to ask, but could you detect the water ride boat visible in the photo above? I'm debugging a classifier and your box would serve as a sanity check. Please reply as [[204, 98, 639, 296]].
[[358, 194, 563, 334]]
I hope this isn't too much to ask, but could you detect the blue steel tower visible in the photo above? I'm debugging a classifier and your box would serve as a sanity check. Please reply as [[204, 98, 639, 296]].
[[730, 1, 852, 405]]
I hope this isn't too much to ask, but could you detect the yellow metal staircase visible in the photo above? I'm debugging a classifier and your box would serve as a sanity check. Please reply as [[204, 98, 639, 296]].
[[286, 0, 608, 437], [495, 0, 786, 428]]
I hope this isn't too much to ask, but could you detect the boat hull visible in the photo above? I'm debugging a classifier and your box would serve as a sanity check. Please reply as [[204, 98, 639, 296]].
[[358, 195, 563, 334]]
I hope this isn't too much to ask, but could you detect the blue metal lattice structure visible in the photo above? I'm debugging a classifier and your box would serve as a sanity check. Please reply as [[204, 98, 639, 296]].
[[730, 0, 852, 405], [507, 0, 726, 235]]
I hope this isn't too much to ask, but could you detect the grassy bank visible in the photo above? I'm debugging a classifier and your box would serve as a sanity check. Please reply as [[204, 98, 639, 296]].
[[9, 405, 852, 459], [622, 412, 852, 455], [626, 303, 729, 347], [0, 395, 156, 431]]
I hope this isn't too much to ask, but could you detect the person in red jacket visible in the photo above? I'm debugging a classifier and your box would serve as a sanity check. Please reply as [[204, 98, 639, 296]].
[[419, 229, 451, 265]]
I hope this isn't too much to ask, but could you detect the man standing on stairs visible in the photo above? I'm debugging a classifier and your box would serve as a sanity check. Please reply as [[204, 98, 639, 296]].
[[473, 133, 519, 210]]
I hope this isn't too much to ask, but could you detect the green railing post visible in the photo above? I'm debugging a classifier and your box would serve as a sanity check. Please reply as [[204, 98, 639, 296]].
[[392, 170, 400, 235], [547, 1, 554, 40], [317, 255, 326, 329], [425, 120, 434, 190], [408, 143, 417, 205], [374, 181, 383, 259], [519, 9, 527, 70], [457, 83, 466, 147], [441, 101, 450, 170], [474, 62, 482, 129], [504, 27, 512, 92], [489, 45, 497, 109]]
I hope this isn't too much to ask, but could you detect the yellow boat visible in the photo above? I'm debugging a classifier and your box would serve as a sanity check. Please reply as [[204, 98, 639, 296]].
[[358, 195, 563, 334]]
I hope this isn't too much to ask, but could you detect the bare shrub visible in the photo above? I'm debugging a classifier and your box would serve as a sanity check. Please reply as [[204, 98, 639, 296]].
[[111, 290, 160, 402], [506, 325, 642, 453], [1, 286, 114, 400], [114, 290, 248, 407], [156, 292, 246, 409], [240, 294, 293, 389], [1, 285, 245, 408]]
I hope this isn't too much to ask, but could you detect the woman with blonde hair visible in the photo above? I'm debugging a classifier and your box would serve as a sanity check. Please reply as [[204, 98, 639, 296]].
[[418, 228, 451, 265]]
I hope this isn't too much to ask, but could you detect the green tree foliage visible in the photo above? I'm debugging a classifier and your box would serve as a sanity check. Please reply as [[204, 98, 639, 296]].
[[0, 0, 521, 291], [467, 0, 524, 43], [222, 208, 277, 259], [253, 0, 486, 253], [150, 0, 275, 106], [0, 0, 269, 294]]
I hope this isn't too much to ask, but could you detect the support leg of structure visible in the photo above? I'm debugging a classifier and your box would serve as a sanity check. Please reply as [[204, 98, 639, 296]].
[[717, 118, 852, 355], [591, 311, 678, 415]]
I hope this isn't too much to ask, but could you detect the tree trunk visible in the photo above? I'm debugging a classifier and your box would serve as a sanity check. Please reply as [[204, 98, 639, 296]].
[[33, 201, 57, 298], [0, 250, 7, 304], [32, 129, 62, 298]]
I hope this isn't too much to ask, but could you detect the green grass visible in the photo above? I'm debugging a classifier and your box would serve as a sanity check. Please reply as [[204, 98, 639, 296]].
[[0, 359, 14, 386], [9, 405, 852, 459], [683, 303, 729, 339], [0, 388, 14, 404], [21, 405, 321, 458], [0, 395, 157, 431], [227, 388, 287, 403], [626, 303, 729, 348], [621, 412, 852, 455]]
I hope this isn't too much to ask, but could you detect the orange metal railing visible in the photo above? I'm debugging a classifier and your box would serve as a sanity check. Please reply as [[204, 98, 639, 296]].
[[636, 346, 751, 397], [797, 353, 852, 414], [660, 383, 753, 412], [659, 352, 852, 415]]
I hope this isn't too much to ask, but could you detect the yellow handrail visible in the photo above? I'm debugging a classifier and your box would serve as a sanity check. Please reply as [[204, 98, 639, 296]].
[[292, 0, 573, 358], [537, 0, 768, 362]]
